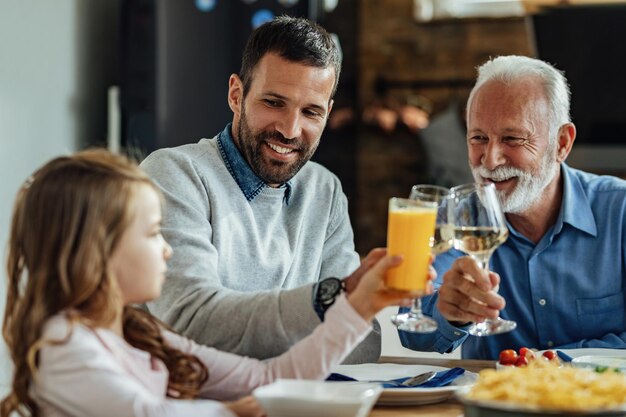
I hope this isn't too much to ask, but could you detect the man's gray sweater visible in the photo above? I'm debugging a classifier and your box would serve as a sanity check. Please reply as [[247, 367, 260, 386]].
[[141, 131, 380, 363]]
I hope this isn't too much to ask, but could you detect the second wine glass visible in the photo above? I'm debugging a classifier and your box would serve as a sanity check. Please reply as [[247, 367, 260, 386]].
[[410, 185, 453, 256], [448, 182, 516, 337]]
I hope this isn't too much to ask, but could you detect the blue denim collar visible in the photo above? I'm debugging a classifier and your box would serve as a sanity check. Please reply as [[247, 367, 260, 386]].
[[217, 124, 292, 204], [559, 162, 597, 236]]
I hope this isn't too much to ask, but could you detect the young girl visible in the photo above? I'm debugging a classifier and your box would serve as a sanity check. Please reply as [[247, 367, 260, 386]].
[[2, 149, 431, 417]]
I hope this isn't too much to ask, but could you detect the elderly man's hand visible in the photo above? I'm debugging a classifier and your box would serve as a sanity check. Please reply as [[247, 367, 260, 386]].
[[436, 256, 505, 325]]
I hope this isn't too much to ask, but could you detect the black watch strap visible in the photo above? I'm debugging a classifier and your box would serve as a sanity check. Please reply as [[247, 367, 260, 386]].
[[312, 277, 345, 321]]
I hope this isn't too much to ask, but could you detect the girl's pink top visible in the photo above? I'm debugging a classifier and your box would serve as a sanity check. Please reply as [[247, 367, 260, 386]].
[[32, 294, 371, 417]]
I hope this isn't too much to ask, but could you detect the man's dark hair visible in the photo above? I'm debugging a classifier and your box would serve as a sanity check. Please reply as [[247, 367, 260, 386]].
[[239, 16, 341, 98]]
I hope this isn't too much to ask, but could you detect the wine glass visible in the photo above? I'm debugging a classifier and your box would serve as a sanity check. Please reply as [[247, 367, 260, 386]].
[[388, 186, 444, 333], [448, 182, 516, 336], [410, 185, 453, 256]]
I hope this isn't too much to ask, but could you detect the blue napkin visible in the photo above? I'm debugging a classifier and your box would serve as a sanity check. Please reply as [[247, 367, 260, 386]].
[[326, 367, 465, 388]]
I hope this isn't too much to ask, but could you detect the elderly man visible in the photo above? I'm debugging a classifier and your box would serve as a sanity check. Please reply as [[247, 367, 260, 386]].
[[400, 55, 626, 359], [140, 16, 381, 363]]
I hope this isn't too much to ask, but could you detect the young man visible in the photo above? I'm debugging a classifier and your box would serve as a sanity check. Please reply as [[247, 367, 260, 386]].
[[141, 17, 380, 363], [400, 55, 626, 359]]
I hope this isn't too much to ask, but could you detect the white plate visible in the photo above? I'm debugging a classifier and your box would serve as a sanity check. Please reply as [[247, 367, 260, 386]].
[[331, 363, 476, 406], [572, 356, 626, 372], [551, 348, 626, 360]]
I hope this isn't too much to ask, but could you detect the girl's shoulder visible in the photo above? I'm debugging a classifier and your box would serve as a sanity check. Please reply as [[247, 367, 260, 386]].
[[39, 313, 155, 373], [40, 313, 142, 361], [36, 314, 121, 377], [42, 313, 92, 343]]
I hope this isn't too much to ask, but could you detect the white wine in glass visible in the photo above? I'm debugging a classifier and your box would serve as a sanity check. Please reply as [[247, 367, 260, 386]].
[[453, 226, 509, 256], [448, 182, 516, 337]]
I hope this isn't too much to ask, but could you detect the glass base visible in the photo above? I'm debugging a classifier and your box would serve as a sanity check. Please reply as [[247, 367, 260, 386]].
[[391, 312, 438, 333], [468, 317, 517, 337]]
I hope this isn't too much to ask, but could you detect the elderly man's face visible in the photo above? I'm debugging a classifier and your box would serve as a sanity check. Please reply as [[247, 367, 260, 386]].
[[466, 79, 559, 214], [228, 53, 335, 186]]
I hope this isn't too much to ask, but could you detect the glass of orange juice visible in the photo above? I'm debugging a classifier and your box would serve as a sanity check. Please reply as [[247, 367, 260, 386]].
[[387, 197, 438, 333]]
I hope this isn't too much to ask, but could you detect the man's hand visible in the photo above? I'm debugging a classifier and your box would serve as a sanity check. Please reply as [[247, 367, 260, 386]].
[[436, 256, 505, 325]]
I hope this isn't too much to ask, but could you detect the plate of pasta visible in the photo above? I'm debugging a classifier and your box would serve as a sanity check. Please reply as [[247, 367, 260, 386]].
[[457, 361, 626, 416]]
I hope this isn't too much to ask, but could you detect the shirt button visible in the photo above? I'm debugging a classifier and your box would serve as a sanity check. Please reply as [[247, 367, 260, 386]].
[[547, 341, 554, 347], [454, 331, 461, 336], [538, 298, 547, 306]]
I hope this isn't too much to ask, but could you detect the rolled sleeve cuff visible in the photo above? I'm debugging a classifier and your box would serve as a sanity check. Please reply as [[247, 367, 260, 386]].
[[431, 307, 469, 353], [398, 306, 469, 355]]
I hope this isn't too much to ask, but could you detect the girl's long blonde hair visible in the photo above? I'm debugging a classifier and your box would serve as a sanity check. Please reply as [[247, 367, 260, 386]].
[[1, 149, 208, 417]]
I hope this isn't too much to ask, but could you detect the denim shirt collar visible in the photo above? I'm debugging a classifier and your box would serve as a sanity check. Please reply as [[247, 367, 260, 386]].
[[217, 124, 292, 204], [559, 163, 597, 237]]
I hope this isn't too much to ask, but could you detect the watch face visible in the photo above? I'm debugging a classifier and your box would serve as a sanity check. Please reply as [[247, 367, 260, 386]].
[[318, 278, 342, 303]]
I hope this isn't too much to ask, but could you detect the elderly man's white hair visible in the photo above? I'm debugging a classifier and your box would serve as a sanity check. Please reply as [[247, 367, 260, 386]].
[[466, 55, 572, 143]]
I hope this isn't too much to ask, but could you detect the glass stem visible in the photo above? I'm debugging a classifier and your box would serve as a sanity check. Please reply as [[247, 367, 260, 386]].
[[472, 253, 491, 271], [410, 297, 424, 318], [472, 252, 501, 317]]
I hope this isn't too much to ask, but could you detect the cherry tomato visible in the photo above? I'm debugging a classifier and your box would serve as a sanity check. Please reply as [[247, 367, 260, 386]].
[[519, 347, 535, 360], [515, 356, 529, 367], [499, 349, 518, 365], [542, 350, 557, 361]]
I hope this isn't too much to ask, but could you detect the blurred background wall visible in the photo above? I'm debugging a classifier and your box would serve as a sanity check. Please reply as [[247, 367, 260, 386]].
[[0, 0, 120, 394]]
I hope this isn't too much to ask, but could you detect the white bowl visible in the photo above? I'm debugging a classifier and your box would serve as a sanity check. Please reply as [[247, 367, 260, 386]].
[[253, 379, 382, 417]]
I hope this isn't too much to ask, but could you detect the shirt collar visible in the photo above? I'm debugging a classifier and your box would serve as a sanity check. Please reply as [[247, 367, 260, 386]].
[[555, 163, 597, 237], [217, 124, 292, 204]]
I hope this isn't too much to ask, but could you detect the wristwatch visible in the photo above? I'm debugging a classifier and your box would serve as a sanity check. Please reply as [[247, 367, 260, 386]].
[[312, 277, 345, 321]]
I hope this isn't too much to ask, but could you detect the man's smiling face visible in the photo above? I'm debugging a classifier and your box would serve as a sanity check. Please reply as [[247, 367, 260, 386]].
[[228, 53, 335, 186]]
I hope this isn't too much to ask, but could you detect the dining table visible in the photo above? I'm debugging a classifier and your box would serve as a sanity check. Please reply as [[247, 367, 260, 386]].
[[368, 355, 496, 417]]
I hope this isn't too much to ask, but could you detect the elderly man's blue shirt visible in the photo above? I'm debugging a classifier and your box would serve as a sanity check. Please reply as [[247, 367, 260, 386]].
[[400, 164, 626, 359]]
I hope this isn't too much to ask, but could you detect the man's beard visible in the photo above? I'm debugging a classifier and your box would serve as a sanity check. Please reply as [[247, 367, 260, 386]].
[[471, 146, 559, 214], [236, 107, 320, 185]]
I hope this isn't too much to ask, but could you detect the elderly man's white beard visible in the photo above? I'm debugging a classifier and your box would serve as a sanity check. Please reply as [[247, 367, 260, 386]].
[[470, 149, 559, 214]]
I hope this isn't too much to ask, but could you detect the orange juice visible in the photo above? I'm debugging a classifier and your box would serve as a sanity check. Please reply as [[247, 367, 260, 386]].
[[386, 198, 437, 291]]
